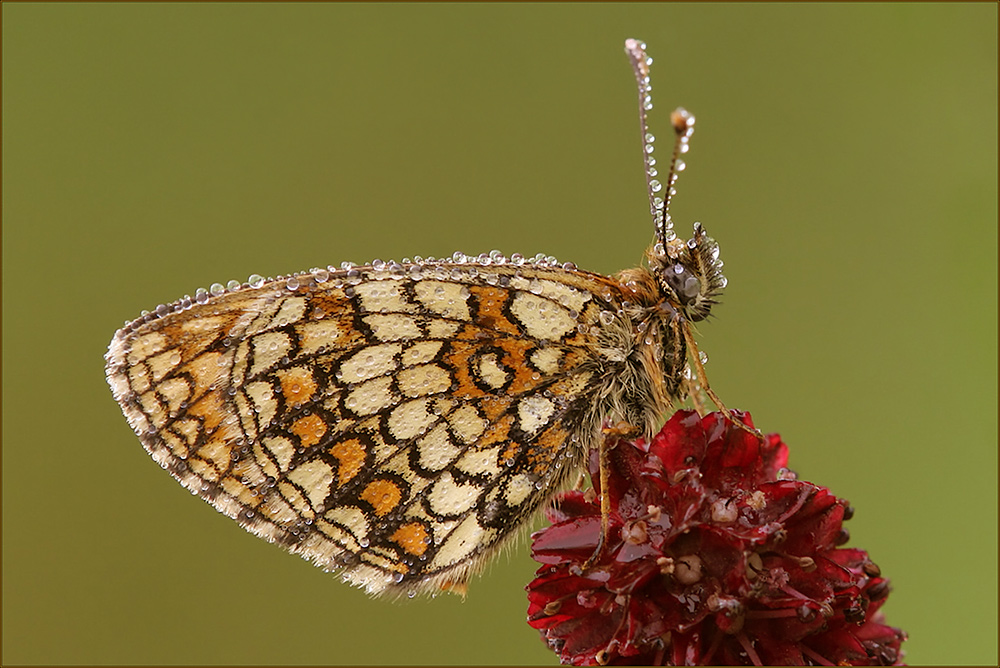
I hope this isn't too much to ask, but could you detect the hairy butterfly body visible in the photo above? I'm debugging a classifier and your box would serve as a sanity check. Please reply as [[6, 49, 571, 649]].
[[106, 39, 728, 597]]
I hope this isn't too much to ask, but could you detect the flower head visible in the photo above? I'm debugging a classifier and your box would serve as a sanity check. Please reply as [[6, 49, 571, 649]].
[[527, 410, 905, 665]]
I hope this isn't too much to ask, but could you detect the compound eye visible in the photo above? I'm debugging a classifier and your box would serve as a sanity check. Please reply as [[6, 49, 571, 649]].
[[665, 264, 701, 305]]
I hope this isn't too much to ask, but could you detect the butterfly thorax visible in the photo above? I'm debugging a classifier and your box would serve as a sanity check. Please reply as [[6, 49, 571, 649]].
[[592, 226, 726, 441]]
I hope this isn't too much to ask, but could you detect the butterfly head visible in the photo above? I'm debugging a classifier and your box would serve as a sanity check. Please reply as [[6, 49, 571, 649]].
[[649, 223, 726, 322]]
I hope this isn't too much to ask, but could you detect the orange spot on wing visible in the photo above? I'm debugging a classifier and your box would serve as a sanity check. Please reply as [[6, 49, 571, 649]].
[[328, 438, 366, 485], [277, 367, 317, 406], [361, 479, 402, 516], [526, 425, 570, 473], [186, 391, 227, 430], [479, 413, 513, 446], [290, 414, 327, 448], [390, 521, 430, 557]]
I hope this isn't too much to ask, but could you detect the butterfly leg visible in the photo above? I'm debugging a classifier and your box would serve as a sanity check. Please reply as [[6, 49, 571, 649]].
[[583, 421, 641, 571], [685, 369, 709, 416], [681, 322, 762, 438]]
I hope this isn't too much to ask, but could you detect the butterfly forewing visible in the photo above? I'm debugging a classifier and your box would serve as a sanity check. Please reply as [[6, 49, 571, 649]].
[[106, 261, 634, 595]]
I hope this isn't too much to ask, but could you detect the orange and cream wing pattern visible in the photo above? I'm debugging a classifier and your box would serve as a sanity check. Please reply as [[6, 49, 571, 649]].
[[106, 258, 633, 595]]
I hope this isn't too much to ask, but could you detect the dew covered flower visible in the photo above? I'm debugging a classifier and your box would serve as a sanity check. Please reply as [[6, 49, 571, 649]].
[[526, 410, 905, 665]]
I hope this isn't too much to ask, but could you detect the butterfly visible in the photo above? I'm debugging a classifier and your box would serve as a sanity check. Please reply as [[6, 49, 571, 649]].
[[105, 39, 733, 598]]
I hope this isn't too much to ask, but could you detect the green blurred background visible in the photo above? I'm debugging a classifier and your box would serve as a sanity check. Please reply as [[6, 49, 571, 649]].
[[3, 3, 996, 665]]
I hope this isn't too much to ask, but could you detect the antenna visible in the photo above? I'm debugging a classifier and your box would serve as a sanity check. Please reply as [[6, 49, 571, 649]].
[[623, 39, 696, 251]]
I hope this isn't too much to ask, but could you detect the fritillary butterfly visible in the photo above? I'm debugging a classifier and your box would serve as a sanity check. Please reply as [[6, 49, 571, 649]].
[[106, 39, 734, 597]]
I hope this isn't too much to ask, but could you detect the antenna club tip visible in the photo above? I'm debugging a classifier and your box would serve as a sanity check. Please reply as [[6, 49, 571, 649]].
[[624, 38, 645, 52], [624, 39, 650, 70], [671, 107, 696, 133]]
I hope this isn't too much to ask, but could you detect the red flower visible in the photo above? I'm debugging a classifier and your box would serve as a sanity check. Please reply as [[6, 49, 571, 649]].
[[526, 410, 906, 665]]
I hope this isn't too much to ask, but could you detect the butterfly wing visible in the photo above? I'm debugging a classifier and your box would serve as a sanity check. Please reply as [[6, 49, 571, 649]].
[[106, 261, 632, 595]]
